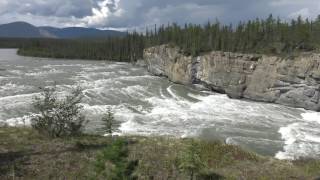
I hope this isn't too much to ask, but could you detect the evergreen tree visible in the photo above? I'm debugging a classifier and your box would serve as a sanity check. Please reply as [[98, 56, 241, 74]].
[[5, 14, 320, 60], [101, 108, 118, 136]]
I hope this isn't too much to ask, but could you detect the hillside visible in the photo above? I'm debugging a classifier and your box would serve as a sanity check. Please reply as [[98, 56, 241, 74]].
[[39, 26, 126, 39], [0, 22, 125, 39], [16, 15, 320, 63], [0, 22, 45, 38]]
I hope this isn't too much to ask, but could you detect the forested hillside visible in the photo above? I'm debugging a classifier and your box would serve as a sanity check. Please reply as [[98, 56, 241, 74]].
[[17, 33, 144, 61], [5, 14, 320, 61], [0, 38, 37, 48]]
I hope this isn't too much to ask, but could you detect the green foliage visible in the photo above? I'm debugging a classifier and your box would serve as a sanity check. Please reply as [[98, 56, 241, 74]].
[[93, 138, 138, 179], [31, 86, 86, 138], [294, 159, 320, 175], [0, 38, 36, 48], [197, 169, 224, 180], [144, 15, 320, 56], [101, 108, 119, 135], [0, 15, 318, 62], [17, 33, 144, 62], [178, 139, 207, 180], [1, 128, 320, 179], [6, 15, 320, 61]]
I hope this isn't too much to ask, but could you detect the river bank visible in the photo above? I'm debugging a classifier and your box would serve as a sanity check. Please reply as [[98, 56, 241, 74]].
[[1, 127, 320, 179], [143, 45, 320, 112], [1, 49, 320, 160]]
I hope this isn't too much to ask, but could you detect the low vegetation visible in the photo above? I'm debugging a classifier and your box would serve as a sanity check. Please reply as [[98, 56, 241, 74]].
[[17, 35, 144, 62], [31, 86, 86, 138], [0, 127, 320, 179], [93, 138, 138, 179], [101, 108, 120, 136]]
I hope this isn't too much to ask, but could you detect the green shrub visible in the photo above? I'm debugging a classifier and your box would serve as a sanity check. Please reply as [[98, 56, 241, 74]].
[[31, 86, 86, 138], [93, 139, 138, 179], [197, 169, 224, 180], [101, 108, 119, 135], [178, 139, 207, 180]]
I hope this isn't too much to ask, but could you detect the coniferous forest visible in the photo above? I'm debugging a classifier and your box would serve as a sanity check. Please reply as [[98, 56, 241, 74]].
[[3, 14, 320, 61]]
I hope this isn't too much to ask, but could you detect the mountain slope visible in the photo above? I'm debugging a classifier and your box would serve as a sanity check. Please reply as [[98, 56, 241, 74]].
[[40, 26, 126, 39], [0, 22, 125, 39], [0, 22, 49, 38]]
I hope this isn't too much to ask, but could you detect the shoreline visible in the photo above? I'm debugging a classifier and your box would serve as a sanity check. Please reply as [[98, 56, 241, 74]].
[[1, 127, 319, 179]]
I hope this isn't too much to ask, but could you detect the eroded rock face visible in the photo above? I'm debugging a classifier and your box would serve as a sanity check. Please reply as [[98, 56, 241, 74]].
[[144, 45, 320, 111]]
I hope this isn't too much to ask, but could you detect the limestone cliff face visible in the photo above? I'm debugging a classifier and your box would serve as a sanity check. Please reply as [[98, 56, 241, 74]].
[[144, 45, 320, 111]]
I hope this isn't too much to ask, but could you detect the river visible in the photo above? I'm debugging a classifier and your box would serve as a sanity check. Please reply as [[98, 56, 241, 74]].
[[0, 49, 319, 160]]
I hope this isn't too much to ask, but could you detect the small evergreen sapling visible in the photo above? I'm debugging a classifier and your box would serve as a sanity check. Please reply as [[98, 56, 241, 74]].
[[101, 108, 118, 136]]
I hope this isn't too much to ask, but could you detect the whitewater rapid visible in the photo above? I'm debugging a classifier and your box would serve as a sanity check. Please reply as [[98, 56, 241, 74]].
[[0, 49, 319, 160]]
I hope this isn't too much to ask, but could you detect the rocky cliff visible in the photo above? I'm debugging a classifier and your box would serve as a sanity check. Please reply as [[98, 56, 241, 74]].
[[143, 45, 320, 111]]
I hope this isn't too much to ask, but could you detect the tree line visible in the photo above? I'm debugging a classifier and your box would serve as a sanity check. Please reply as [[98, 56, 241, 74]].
[[16, 33, 144, 62], [2, 14, 320, 61], [145, 14, 320, 56]]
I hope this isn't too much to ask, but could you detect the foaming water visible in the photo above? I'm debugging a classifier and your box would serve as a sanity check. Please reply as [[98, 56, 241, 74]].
[[276, 112, 320, 160], [0, 49, 319, 160]]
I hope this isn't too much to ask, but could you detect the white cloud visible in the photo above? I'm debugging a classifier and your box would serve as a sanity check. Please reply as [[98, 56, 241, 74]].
[[82, 0, 123, 26], [288, 8, 311, 19], [270, 0, 304, 7], [145, 3, 223, 25], [0, 0, 9, 14], [268, 0, 319, 20], [0, 0, 320, 29]]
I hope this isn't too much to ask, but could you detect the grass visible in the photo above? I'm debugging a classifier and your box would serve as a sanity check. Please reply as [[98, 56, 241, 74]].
[[0, 127, 112, 179], [0, 127, 319, 179]]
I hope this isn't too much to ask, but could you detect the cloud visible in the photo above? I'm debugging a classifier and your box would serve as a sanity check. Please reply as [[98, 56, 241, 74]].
[[0, 0, 319, 29], [269, 0, 319, 20], [82, 0, 123, 27], [145, 3, 223, 25], [270, 0, 304, 7], [288, 8, 311, 19]]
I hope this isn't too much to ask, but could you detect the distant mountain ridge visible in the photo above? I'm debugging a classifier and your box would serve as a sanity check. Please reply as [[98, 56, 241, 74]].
[[0, 22, 126, 39]]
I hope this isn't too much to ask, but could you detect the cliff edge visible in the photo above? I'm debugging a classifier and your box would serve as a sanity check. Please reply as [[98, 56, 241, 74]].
[[144, 45, 320, 111]]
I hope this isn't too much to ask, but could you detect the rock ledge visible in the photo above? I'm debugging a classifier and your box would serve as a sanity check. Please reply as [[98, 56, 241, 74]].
[[144, 45, 320, 111]]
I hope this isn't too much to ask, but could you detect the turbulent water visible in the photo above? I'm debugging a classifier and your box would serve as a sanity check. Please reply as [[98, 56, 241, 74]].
[[0, 49, 320, 160]]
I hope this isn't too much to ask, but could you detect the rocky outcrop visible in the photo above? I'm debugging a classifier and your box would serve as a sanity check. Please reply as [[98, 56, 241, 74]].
[[144, 45, 320, 111]]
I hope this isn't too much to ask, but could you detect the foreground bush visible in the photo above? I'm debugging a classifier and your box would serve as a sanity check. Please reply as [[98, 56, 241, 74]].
[[101, 108, 120, 136], [31, 86, 86, 138], [178, 140, 206, 180], [93, 138, 138, 179]]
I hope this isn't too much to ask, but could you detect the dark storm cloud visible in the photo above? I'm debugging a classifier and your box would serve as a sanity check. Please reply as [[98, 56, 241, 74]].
[[0, 0, 319, 29]]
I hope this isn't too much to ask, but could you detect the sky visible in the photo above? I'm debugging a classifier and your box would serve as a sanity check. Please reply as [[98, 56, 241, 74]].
[[0, 0, 319, 30]]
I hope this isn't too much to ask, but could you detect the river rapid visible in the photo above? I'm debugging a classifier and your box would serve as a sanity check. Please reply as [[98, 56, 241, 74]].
[[0, 49, 320, 160]]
